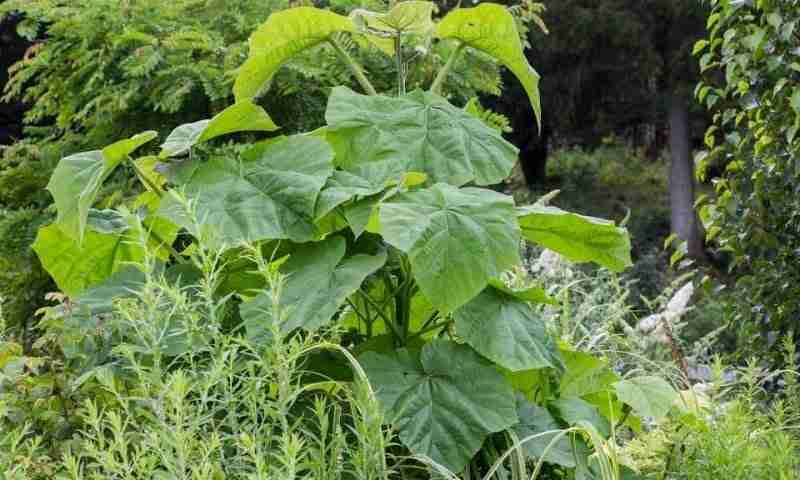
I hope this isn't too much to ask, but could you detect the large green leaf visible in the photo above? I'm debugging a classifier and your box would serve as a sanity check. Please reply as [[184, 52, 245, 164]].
[[360, 340, 517, 472], [614, 376, 678, 419], [513, 396, 576, 468], [552, 397, 610, 438], [159, 100, 279, 158], [559, 349, 619, 398], [436, 4, 542, 127], [326, 87, 518, 188], [379, 183, 521, 313], [234, 7, 355, 101], [454, 284, 561, 371], [240, 236, 386, 342], [314, 170, 385, 220], [33, 222, 145, 297], [47, 131, 157, 242], [517, 205, 632, 272], [159, 135, 334, 247]]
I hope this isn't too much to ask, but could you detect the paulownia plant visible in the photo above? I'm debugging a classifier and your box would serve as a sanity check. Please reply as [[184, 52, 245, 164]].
[[32, 2, 675, 476]]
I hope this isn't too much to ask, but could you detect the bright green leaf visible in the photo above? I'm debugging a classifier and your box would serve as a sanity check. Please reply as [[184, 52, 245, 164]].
[[614, 376, 678, 419], [47, 131, 157, 242], [351, 1, 436, 56], [379, 183, 521, 313], [360, 340, 517, 472], [454, 284, 561, 371], [159, 101, 279, 157], [234, 7, 355, 101], [436, 4, 542, 128], [517, 205, 632, 272], [33, 222, 146, 297], [559, 349, 619, 398], [326, 87, 518, 188]]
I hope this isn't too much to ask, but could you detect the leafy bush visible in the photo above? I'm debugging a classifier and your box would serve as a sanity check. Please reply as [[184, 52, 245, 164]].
[[7, 3, 714, 478], [695, 0, 800, 348]]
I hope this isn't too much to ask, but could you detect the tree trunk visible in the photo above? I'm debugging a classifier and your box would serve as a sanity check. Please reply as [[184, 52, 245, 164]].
[[668, 92, 705, 260]]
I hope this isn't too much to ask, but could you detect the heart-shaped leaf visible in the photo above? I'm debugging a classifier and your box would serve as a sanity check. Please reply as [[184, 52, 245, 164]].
[[240, 236, 386, 342], [234, 7, 355, 101], [517, 205, 632, 272], [436, 4, 542, 127], [159, 100, 279, 158], [360, 340, 518, 472], [455, 284, 561, 371], [614, 376, 678, 419], [351, 1, 436, 55], [513, 395, 576, 468], [326, 87, 518, 188], [159, 135, 334, 247], [47, 131, 157, 242], [552, 397, 611, 437], [379, 183, 521, 313]]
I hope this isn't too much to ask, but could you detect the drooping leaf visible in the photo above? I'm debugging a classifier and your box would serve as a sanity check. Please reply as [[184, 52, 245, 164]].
[[159, 135, 334, 247], [234, 7, 355, 101], [513, 395, 576, 468], [351, 1, 436, 56], [159, 100, 279, 157], [33, 222, 145, 297], [454, 284, 561, 371], [240, 236, 386, 343], [326, 87, 518, 188], [488, 278, 557, 305], [47, 131, 157, 242], [315, 170, 385, 220], [379, 183, 521, 313], [552, 397, 611, 437], [436, 4, 542, 127], [558, 349, 619, 398], [517, 205, 632, 272], [360, 340, 518, 472], [614, 376, 678, 419]]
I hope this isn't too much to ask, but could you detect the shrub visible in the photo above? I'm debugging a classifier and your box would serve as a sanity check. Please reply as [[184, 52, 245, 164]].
[[695, 0, 800, 351]]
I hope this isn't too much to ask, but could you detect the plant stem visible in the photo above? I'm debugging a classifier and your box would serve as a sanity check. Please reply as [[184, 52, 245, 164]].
[[357, 288, 402, 340], [394, 33, 405, 96], [409, 318, 452, 340], [430, 41, 465, 95], [328, 38, 377, 96], [128, 156, 163, 198]]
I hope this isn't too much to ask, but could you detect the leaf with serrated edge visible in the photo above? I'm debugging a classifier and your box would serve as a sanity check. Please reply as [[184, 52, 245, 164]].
[[360, 340, 517, 472]]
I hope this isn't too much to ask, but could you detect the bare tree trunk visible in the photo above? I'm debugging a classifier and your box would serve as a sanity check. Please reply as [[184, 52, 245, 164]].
[[668, 92, 705, 260]]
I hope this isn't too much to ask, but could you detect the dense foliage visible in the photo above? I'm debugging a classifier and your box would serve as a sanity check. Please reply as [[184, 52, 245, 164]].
[[695, 0, 800, 348]]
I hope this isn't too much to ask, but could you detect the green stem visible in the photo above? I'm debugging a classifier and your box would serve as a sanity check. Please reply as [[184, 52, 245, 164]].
[[328, 38, 377, 96], [409, 318, 452, 340], [143, 219, 189, 265], [430, 42, 466, 95], [357, 288, 402, 340], [394, 33, 405, 96], [128, 156, 163, 198]]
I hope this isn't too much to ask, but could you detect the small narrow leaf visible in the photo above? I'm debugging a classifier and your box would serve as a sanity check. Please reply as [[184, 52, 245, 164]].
[[234, 7, 355, 101], [436, 4, 542, 127], [517, 205, 632, 272], [160, 100, 278, 157]]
